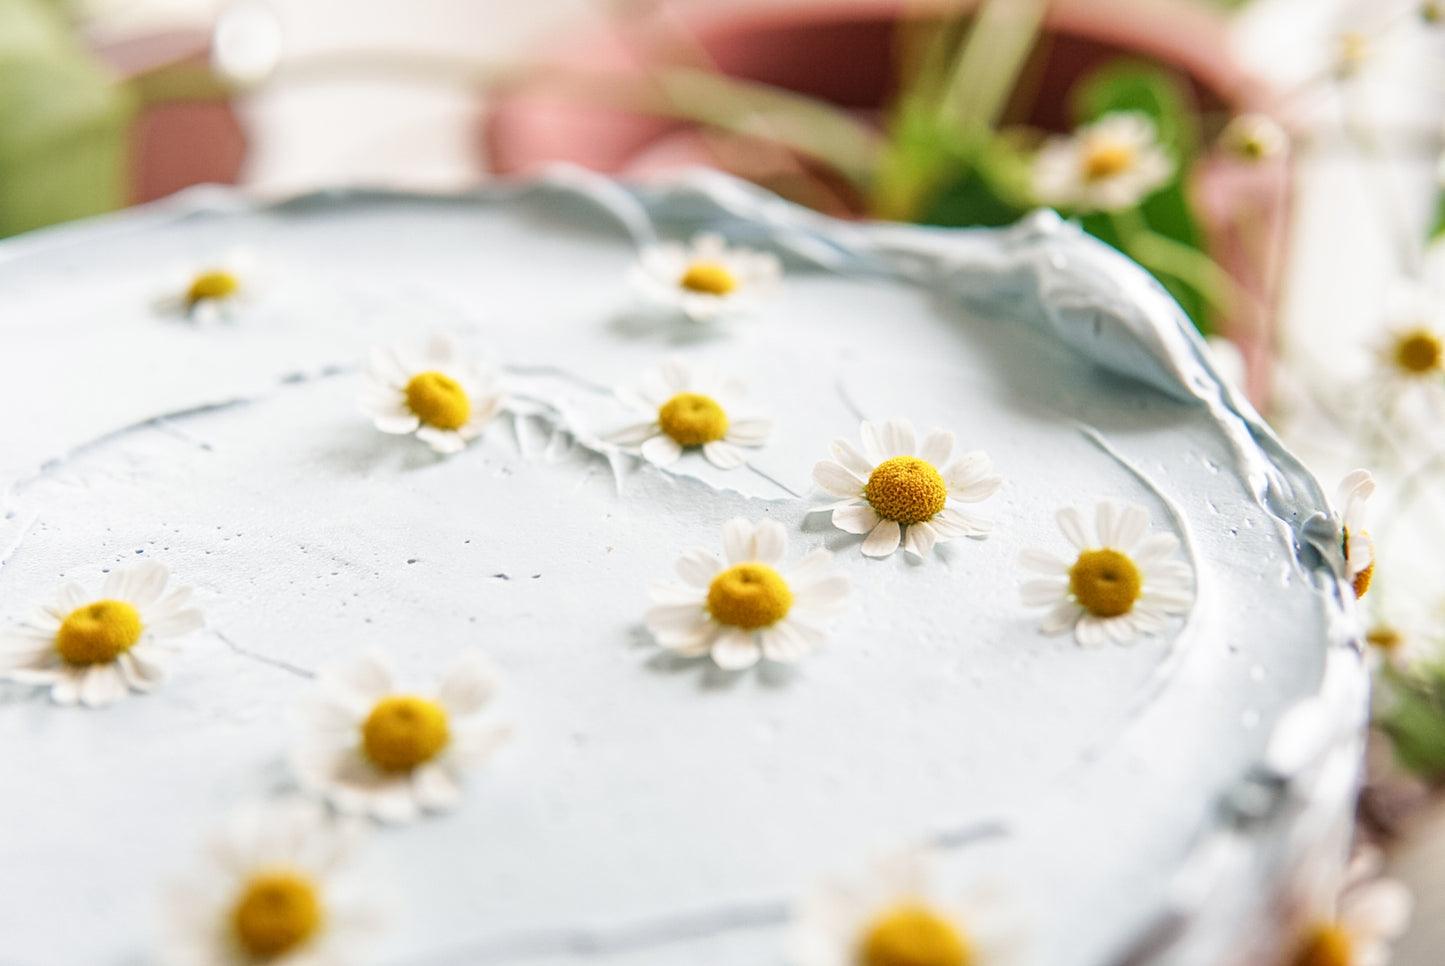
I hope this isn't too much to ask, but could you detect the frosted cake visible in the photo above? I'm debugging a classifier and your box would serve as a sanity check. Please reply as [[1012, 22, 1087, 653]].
[[0, 170, 1367, 965]]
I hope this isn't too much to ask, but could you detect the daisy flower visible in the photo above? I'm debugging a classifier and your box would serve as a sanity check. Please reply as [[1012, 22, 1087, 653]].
[[608, 358, 772, 469], [1031, 112, 1174, 213], [159, 799, 386, 966], [1019, 501, 1193, 647], [292, 649, 509, 824], [358, 334, 505, 455], [809, 419, 1003, 559], [629, 232, 781, 322], [1218, 113, 1289, 164], [0, 560, 203, 707], [1375, 318, 1445, 410], [789, 848, 1022, 966], [1336, 469, 1375, 599], [644, 518, 849, 670], [1287, 847, 1411, 966], [158, 248, 258, 324]]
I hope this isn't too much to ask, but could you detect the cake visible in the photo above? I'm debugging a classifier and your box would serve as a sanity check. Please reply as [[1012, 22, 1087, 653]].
[[0, 169, 1368, 965]]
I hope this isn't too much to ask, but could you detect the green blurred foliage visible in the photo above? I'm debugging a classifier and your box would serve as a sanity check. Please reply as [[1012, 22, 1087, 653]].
[[1380, 663, 1445, 780], [0, 0, 133, 237]]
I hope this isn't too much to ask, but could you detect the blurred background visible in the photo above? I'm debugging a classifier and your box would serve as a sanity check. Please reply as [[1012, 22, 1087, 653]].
[[7, 0, 1445, 962]]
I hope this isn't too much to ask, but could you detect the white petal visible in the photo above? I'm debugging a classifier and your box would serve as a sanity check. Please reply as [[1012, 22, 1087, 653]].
[[916, 428, 955, 466], [1019, 548, 1069, 575], [813, 460, 866, 498], [374, 413, 421, 435], [416, 426, 467, 455], [1020, 578, 1068, 607], [711, 629, 761, 670], [719, 518, 755, 565], [641, 434, 684, 466], [449, 723, 511, 769], [125, 561, 171, 607], [785, 549, 835, 587], [1104, 615, 1140, 645], [933, 506, 993, 537], [830, 438, 874, 477], [861, 519, 902, 557], [831, 503, 879, 535], [881, 419, 917, 457], [437, 653, 497, 715], [608, 422, 659, 446], [943, 451, 997, 490], [749, 521, 789, 566], [760, 620, 827, 663], [702, 440, 747, 470], [1074, 616, 1108, 648], [1057, 506, 1092, 549], [412, 764, 464, 812], [644, 603, 712, 639], [675, 549, 722, 588], [79, 664, 129, 707], [903, 522, 936, 558], [1096, 501, 1121, 546], [50, 670, 83, 705], [859, 421, 888, 464], [146, 608, 204, 638], [101, 568, 131, 599], [792, 574, 850, 611], [726, 419, 772, 445], [1040, 600, 1081, 635], [1132, 532, 1180, 565], [1112, 504, 1151, 551]]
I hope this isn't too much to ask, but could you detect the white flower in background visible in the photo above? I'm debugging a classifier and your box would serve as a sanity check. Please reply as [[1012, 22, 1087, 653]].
[[809, 419, 1003, 559], [789, 848, 1023, 966], [1334, 30, 1372, 79], [1031, 112, 1174, 213], [0, 561, 203, 707], [1288, 847, 1411, 966], [1336, 469, 1375, 600], [159, 799, 386, 966], [359, 334, 505, 455], [609, 358, 772, 469], [1365, 620, 1439, 673], [629, 232, 781, 321], [1218, 113, 1289, 163], [1376, 319, 1445, 394], [644, 518, 849, 670], [158, 248, 258, 323], [1019, 502, 1193, 647], [292, 649, 509, 824]]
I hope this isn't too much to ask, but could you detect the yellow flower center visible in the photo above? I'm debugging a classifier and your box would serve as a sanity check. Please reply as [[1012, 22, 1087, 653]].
[[54, 599, 143, 666], [404, 371, 471, 431], [1293, 923, 1352, 966], [186, 270, 240, 306], [657, 392, 729, 447], [679, 261, 737, 296], [1069, 548, 1143, 618], [1367, 624, 1403, 653], [706, 563, 793, 629], [859, 904, 974, 966], [865, 457, 948, 525], [1392, 329, 1443, 375], [1082, 139, 1136, 183], [231, 870, 324, 960], [361, 695, 451, 773], [1343, 527, 1375, 598]]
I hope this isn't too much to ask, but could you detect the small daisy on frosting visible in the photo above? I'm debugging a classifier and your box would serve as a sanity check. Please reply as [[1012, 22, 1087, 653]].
[[159, 799, 386, 966], [630, 232, 781, 321], [789, 848, 1022, 966], [809, 419, 1003, 559], [158, 248, 258, 323], [1019, 502, 1193, 647], [359, 334, 504, 455], [644, 518, 849, 670], [0, 560, 203, 707], [1032, 112, 1174, 213], [292, 649, 509, 824], [1287, 848, 1410, 966], [609, 358, 772, 469], [1336, 469, 1376, 599]]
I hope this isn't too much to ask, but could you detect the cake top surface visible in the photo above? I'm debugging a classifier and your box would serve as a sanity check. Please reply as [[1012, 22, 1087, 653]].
[[0, 170, 1363, 966]]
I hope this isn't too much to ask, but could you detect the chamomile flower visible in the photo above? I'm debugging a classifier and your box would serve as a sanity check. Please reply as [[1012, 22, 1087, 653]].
[[158, 248, 258, 323], [359, 334, 504, 455], [1219, 113, 1289, 163], [1019, 502, 1193, 647], [644, 518, 849, 670], [159, 799, 386, 966], [0, 561, 203, 707], [629, 232, 781, 321], [1377, 320, 1445, 394], [809, 419, 1003, 559], [789, 848, 1022, 966], [292, 650, 509, 825], [1288, 848, 1411, 966], [1336, 470, 1375, 599], [608, 358, 772, 469], [1031, 112, 1174, 213]]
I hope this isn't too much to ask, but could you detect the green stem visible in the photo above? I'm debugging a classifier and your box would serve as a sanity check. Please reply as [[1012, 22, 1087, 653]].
[[1106, 208, 1242, 320]]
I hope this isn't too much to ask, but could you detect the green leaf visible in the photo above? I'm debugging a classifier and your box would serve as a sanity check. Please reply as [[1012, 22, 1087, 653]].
[[1429, 189, 1445, 245], [0, 0, 134, 236], [1379, 663, 1445, 780]]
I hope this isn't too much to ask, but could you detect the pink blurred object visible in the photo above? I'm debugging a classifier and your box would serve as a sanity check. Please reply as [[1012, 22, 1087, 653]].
[[93, 29, 247, 204], [485, 0, 1290, 407]]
